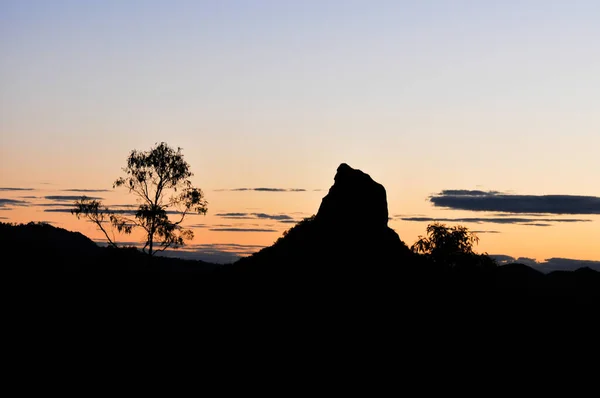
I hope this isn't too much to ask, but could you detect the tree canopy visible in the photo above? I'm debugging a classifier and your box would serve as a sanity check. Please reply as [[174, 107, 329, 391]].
[[411, 222, 495, 268], [73, 142, 207, 256]]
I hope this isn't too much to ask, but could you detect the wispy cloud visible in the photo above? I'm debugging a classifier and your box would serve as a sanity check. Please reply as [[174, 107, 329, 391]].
[[215, 187, 307, 192], [0, 198, 29, 208], [437, 190, 502, 197], [215, 212, 254, 219], [0, 187, 35, 191], [209, 227, 278, 232], [216, 212, 295, 222], [185, 242, 264, 254], [45, 195, 103, 202], [186, 223, 209, 228], [429, 190, 600, 215], [162, 243, 266, 263], [44, 207, 200, 216], [44, 208, 95, 213], [253, 213, 294, 221], [398, 216, 591, 226], [37, 203, 78, 207], [62, 189, 112, 193]]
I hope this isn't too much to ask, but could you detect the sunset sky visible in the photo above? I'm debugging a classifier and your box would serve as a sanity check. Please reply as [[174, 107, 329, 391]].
[[1, 1, 599, 269]]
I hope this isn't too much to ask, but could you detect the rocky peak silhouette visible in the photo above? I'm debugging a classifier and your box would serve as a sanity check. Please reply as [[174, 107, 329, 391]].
[[230, 163, 411, 275], [315, 163, 389, 230]]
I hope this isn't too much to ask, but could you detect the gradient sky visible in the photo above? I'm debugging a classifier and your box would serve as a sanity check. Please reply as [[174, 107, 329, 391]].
[[1, 0, 599, 266]]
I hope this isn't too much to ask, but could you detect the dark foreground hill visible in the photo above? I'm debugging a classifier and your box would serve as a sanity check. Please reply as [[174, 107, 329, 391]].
[[1, 221, 219, 275]]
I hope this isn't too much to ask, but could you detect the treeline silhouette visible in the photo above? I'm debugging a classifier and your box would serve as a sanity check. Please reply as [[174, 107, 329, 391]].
[[3, 163, 598, 302], [3, 141, 599, 315]]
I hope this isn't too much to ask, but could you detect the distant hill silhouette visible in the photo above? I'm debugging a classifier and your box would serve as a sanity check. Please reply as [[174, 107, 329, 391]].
[[1, 221, 218, 275]]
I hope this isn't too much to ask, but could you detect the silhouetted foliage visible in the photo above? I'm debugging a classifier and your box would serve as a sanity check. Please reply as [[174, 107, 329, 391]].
[[73, 142, 208, 256], [411, 222, 495, 268], [72, 196, 131, 248]]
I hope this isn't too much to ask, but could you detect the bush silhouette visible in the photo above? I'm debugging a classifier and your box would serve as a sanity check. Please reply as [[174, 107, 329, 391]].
[[411, 222, 496, 269]]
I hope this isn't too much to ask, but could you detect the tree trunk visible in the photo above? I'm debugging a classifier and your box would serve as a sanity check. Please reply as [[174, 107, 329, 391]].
[[149, 233, 154, 256]]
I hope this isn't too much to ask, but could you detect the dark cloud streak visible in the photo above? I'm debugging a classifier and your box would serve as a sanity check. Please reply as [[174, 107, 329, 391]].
[[45, 195, 103, 202], [63, 189, 112, 193], [430, 190, 600, 215], [216, 188, 307, 192], [44, 207, 199, 216], [0, 198, 29, 208], [209, 228, 278, 232], [399, 216, 590, 225], [216, 212, 295, 221]]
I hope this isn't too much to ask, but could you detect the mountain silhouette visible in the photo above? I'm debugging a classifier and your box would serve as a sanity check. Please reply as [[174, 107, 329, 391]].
[[226, 163, 413, 279]]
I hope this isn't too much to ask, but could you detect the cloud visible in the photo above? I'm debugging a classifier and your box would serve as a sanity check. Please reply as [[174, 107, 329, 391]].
[[0, 187, 35, 191], [0, 198, 29, 208], [437, 190, 502, 197], [186, 223, 209, 228], [62, 189, 112, 193], [398, 216, 591, 226], [471, 230, 501, 234], [43, 207, 199, 216], [215, 188, 307, 192], [44, 208, 104, 214], [161, 243, 266, 263], [216, 212, 295, 222], [94, 241, 262, 264], [429, 190, 600, 214], [215, 212, 254, 219], [45, 195, 103, 202], [491, 255, 521, 264], [253, 213, 293, 221], [209, 228, 278, 232], [491, 255, 600, 273], [37, 203, 78, 207], [0, 216, 8, 219]]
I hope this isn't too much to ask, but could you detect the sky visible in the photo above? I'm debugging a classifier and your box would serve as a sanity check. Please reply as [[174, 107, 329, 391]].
[[1, 0, 599, 269]]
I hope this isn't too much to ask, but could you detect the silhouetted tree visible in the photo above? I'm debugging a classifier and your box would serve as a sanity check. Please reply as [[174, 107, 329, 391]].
[[411, 222, 494, 268], [73, 142, 208, 256], [113, 142, 208, 256]]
